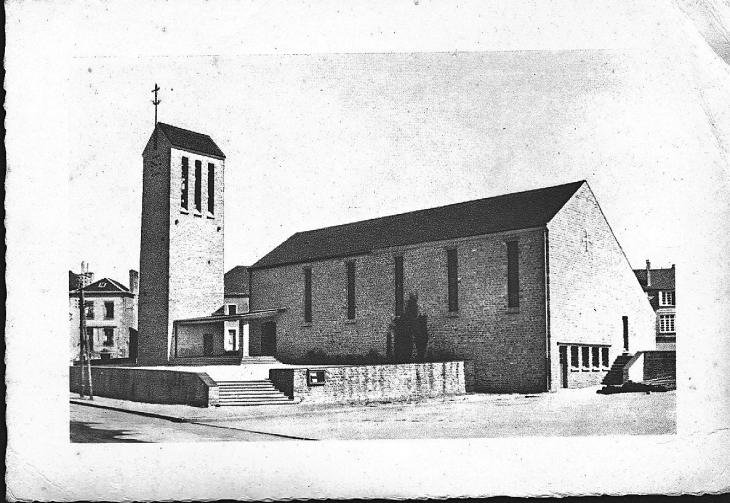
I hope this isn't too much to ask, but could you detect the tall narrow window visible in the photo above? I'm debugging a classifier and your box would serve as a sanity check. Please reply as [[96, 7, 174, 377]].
[[394, 256, 404, 316], [207, 163, 215, 214], [507, 241, 519, 308], [346, 261, 356, 320], [104, 301, 114, 319], [582, 346, 590, 369], [304, 268, 312, 323], [181, 157, 189, 209], [194, 160, 202, 211], [570, 346, 579, 368], [84, 301, 94, 320], [104, 328, 114, 346], [447, 248, 458, 312], [592, 347, 600, 369], [601, 347, 609, 367], [86, 327, 94, 352]]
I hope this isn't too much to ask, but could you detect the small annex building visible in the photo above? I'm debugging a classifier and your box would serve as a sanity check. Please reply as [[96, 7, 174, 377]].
[[634, 261, 676, 351], [248, 181, 656, 392]]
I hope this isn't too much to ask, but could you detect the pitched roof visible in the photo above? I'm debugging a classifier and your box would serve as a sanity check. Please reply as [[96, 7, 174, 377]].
[[251, 180, 586, 270], [633, 267, 675, 290], [71, 277, 130, 294], [157, 122, 225, 159], [224, 266, 250, 295]]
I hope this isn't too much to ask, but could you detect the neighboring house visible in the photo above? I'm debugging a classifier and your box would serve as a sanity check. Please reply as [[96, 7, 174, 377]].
[[248, 180, 656, 393], [634, 261, 676, 350], [69, 271, 139, 362]]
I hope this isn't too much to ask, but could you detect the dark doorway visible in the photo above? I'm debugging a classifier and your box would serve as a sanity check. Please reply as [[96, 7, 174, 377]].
[[261, 322, 277, 356], [203, 334, 214, 356], [622, 316, 629, 352], [559, 346, 568, 388]]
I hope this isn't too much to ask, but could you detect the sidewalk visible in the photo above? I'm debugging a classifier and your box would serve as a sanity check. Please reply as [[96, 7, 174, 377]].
[[69, 391, 476, 423]]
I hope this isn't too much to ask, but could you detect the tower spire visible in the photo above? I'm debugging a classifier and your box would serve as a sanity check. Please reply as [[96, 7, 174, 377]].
[[151, 83, 161, 125]]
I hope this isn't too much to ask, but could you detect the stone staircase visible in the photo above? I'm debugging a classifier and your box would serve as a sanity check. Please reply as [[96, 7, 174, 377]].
[[216, 379, 294, 406], [170, 355, 283, 366], [602, 353, 635, 386]]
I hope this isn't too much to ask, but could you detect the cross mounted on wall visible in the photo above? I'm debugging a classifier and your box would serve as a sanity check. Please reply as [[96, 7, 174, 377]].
[[582, 229, 593, 253]]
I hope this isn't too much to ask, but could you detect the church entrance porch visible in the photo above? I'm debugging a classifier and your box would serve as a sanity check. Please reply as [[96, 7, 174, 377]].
[[171, 308, 284, 365]]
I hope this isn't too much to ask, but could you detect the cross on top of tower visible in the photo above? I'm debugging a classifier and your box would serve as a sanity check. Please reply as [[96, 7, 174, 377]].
[[151, 83, 161, 125]]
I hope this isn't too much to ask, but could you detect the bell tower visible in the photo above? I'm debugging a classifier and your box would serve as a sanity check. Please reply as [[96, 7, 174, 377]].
[[137, 122, 226, 364]]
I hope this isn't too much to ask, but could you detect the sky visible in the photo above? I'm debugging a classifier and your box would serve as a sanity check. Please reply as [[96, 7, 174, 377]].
[[61, 1, 729, 286]]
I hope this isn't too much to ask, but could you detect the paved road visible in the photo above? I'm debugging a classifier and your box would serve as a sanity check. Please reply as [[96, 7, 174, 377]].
[[70, 404, 305, 442], [195, 388, 676, 440], [71, 388, 675, 442]]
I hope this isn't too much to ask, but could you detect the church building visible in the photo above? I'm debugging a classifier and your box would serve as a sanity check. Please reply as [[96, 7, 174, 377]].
[[247, 180, 656, 392], [135, 122, 655, 393]]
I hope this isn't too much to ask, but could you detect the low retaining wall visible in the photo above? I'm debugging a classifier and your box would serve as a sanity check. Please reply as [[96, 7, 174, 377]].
[[69, 366, 218, 407], [270, 361, 466, 405]]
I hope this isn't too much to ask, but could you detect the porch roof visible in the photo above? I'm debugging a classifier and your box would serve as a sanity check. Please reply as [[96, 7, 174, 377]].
[[173, 308, 284, 325]]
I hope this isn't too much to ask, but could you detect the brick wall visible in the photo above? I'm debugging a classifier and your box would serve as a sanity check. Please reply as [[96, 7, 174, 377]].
[[137, 131, 225, 364], [251, 227, 549, 393], [269, 361, 466, 404], [547, 183, 656, 390]]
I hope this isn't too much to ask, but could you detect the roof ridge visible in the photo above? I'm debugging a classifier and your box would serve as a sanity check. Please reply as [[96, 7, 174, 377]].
[[157, 122, 213, 138], [295, 180, 586, 236]]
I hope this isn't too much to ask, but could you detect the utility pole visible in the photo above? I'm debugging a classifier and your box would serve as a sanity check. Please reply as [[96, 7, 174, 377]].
[[79, 284, 86, 398], [78, 270, 94, 399]]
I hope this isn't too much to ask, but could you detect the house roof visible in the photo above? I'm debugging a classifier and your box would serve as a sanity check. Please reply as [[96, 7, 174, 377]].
[[251, 180, 586, 270], [70, 277, 130, 295], [224, 265, 250, 295], [157, 122, 225, 159], [633, 267, 675, 291]]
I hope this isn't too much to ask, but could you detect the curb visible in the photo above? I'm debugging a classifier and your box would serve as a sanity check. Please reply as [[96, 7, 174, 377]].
[[70, 399, 188, 423]]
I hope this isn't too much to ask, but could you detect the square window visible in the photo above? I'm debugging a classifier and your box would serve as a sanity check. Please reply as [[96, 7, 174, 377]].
[[227, 304, 237, 315], [659, 314, 675, 333], [659, 291, 675, 307]]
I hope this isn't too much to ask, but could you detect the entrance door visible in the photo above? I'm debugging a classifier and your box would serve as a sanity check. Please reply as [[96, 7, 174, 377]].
[[261, 322, 277, 356], [203, 334, 214, 356], [559, 346, 568, 388]]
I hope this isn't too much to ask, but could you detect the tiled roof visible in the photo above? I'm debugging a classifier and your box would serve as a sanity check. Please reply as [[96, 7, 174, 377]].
[[634, 267, 675, 290], [157, 123, 225, 159], [71, 277, 129, 294], [224, 266, 250, 295], [251, 180, 586, 270]]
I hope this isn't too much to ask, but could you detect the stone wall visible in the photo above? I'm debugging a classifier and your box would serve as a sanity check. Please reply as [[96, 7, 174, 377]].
[[69, 365, 217, 407], [643, 350, 676, 381], [269, 361, 466, 404], [547, 183, 656, 390]]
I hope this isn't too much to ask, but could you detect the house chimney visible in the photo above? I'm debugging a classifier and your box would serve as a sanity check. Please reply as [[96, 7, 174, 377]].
[[646, 259, 651, 287], [129, 269, 139, 295]]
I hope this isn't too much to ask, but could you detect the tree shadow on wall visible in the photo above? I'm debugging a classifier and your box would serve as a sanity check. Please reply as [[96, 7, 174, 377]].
[[70, 420, 149, 443]]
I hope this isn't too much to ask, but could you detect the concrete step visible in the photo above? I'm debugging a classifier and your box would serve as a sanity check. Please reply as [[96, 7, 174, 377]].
[[215, 379, 293, 406]]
